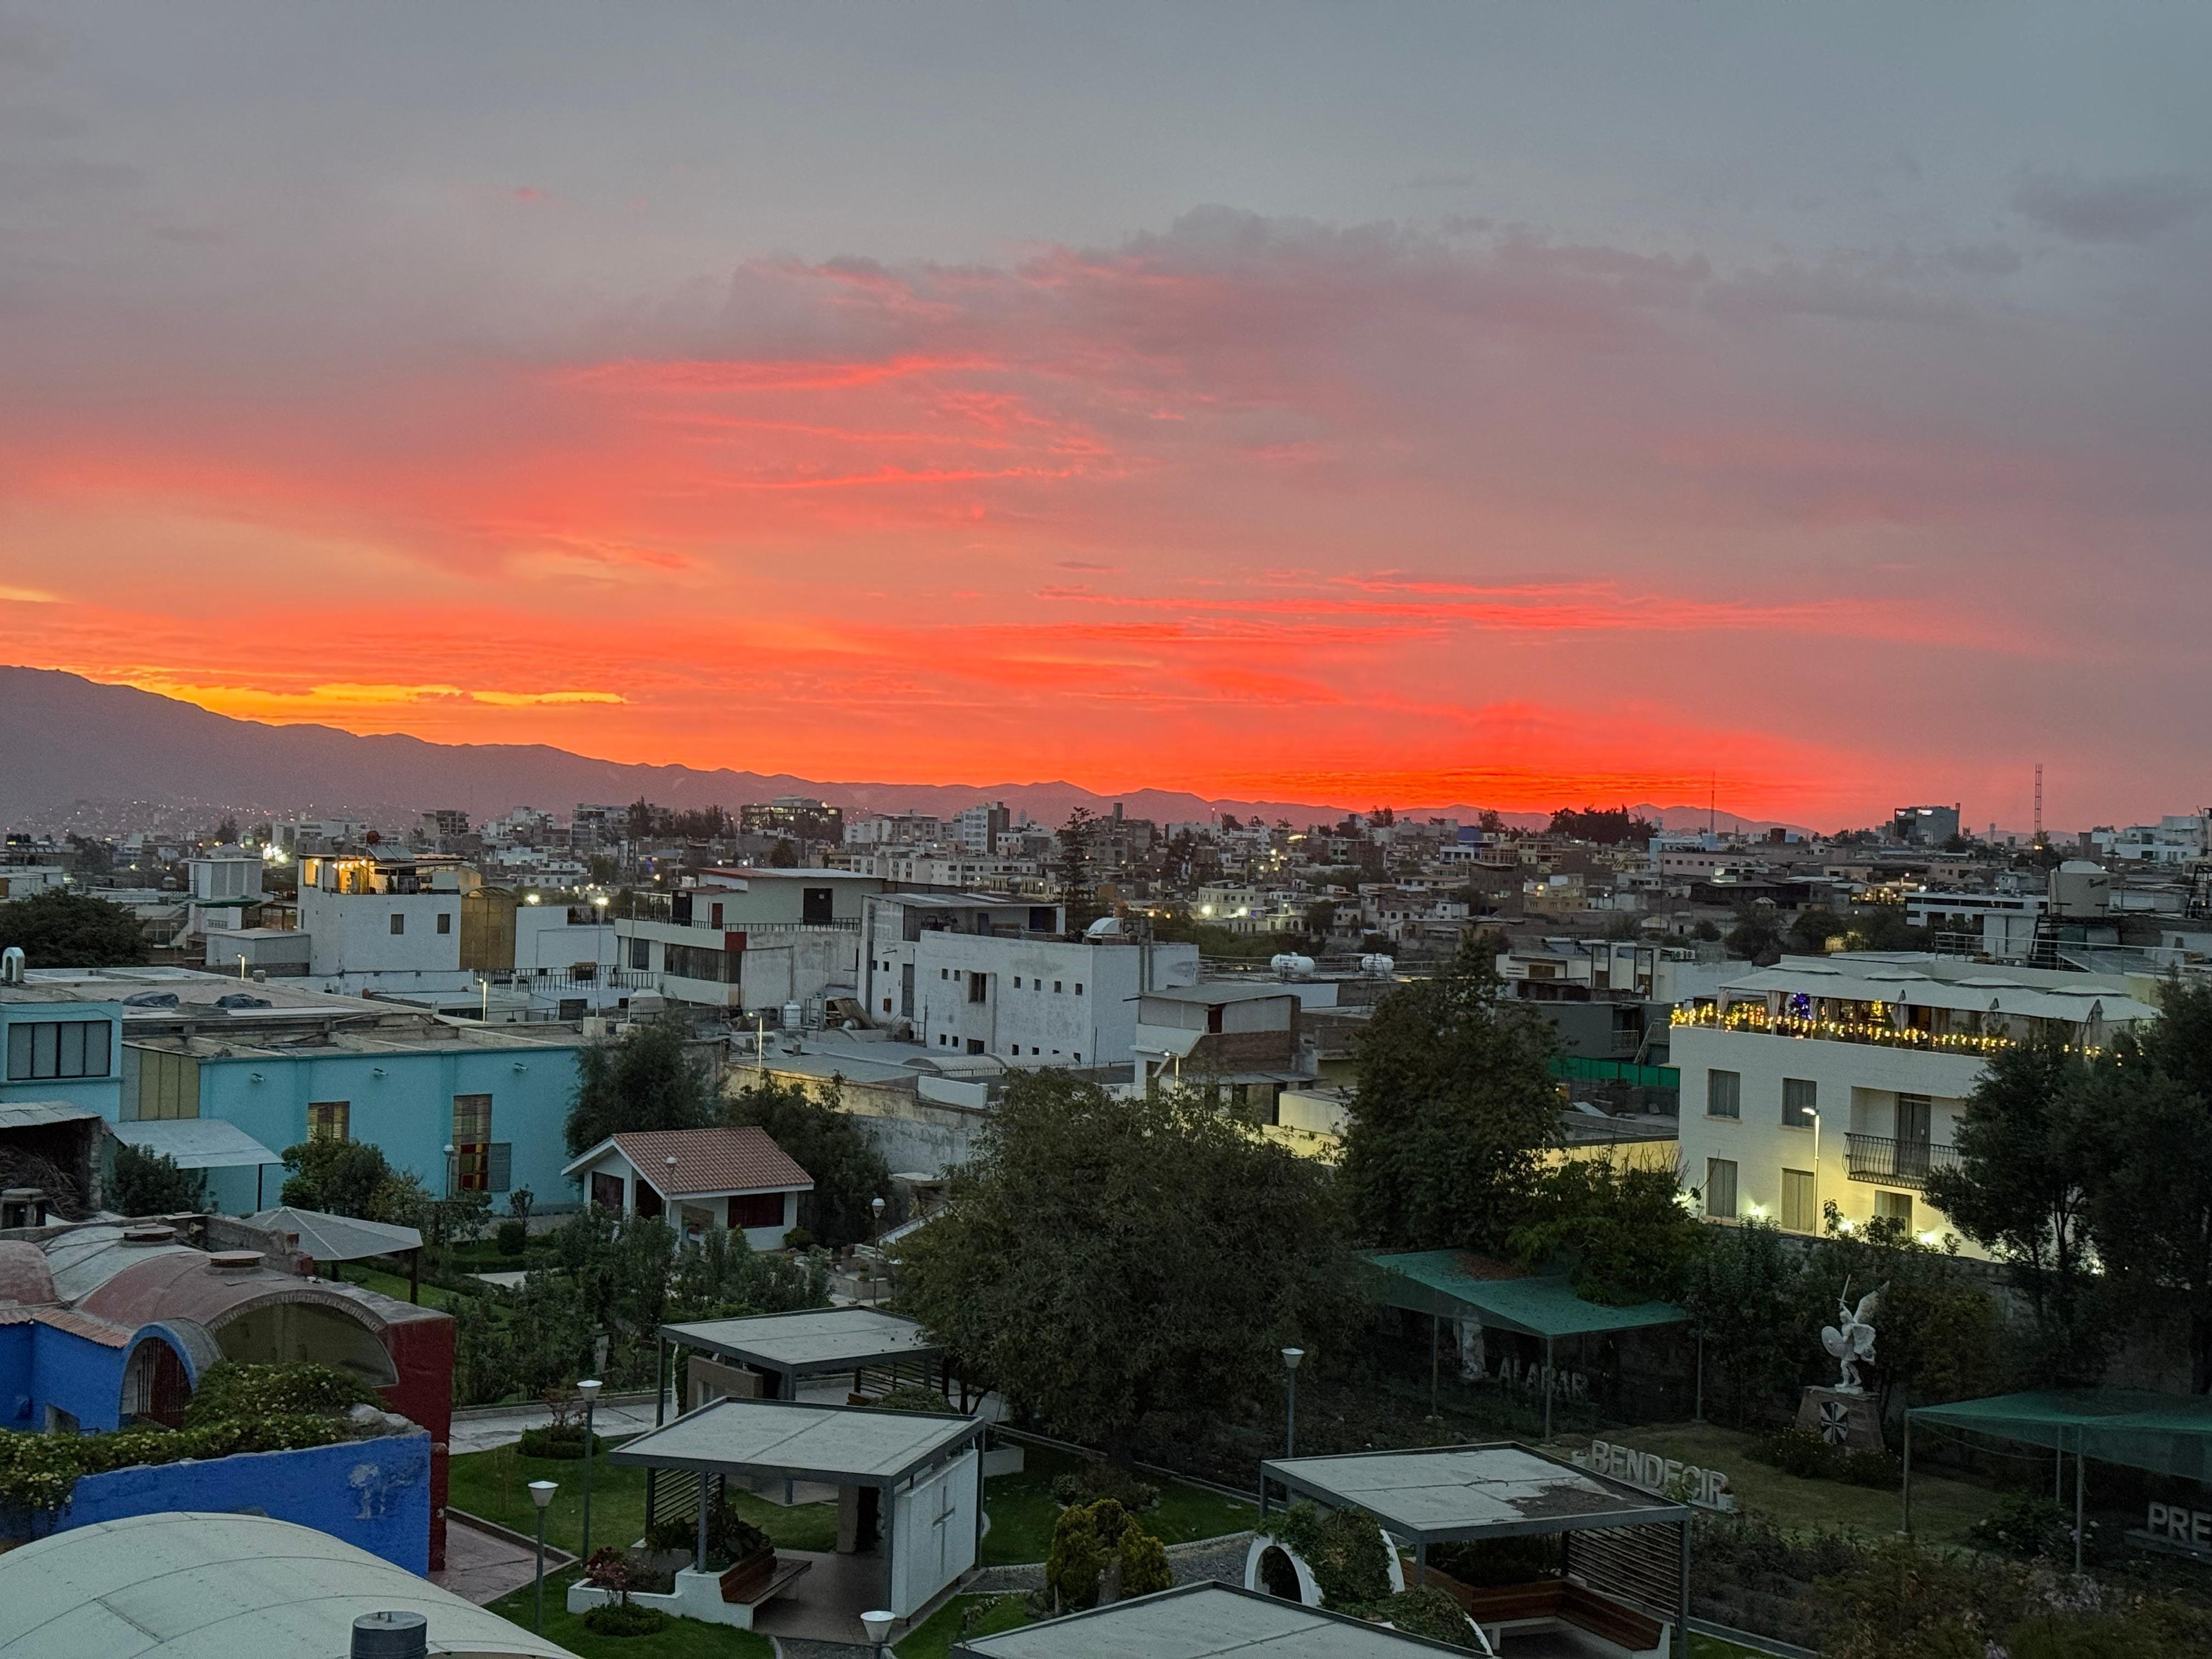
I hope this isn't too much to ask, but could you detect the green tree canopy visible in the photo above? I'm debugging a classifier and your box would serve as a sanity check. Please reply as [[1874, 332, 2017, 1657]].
[[1507, 1156, 1702, 1305], [2098, 980, 2212, 1392], [723, 1076, 890, 1248], [1340, 933, 1557, 1250], [1546, 806, 1658, 845], [1923, 1035, 2112, 1385], [278, 1138, 417, 1222], [1679, 1218, 1798, 1426], [563, 1013, 714, 1156], [897, 1072, 1370, 1450], [0, 889, 148, 968], [109, 1142, 206, 1216]]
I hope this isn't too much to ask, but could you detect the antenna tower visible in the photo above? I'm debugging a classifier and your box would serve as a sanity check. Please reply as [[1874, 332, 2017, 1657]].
[[2034, 763, 2044, 846]]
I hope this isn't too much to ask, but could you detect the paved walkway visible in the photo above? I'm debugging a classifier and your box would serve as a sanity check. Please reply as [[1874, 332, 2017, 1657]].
[[433, 1515, 568, 1605], [449, 1376, 871, 1455]]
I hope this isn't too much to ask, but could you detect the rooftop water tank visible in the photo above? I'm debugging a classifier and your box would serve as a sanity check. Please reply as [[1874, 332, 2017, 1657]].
[[1270, 953, 1316, 979]]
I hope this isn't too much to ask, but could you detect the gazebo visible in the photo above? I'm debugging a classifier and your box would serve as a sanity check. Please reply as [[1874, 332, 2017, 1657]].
[[246, 1206, 426, 1302], [1258, 1442, 1692, 1658], [1368, 1251, 1689, 1436], [590, 1396, 986, 1643], [654, 1306, 950, 1412]]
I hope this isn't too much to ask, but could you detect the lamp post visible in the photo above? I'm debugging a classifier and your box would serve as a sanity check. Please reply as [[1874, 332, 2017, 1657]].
[[442, 1143, 457, 1199], [529, 1479, 558, 1633], [577, 1378, 603, 1563], [1282, 1347, 1304, 1459], [1805, 1105, 1821, 1227], [860, 1609, 895, 1657], [870, 1195, 886, 1304]]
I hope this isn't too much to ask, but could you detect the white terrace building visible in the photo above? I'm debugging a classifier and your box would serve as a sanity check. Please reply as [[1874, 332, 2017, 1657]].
[[1671, 953, 2155, 1252]]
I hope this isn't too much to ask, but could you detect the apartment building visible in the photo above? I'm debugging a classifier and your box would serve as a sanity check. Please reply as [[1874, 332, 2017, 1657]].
[[614, 868, 890, 1012], [295, 853, 475, 979], [2090, 814, 2209, 865], [1672, 953, 2153, 1248]]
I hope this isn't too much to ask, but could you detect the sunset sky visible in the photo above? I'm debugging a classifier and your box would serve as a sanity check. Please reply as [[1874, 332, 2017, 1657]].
[[2, 4, 2208, 827]]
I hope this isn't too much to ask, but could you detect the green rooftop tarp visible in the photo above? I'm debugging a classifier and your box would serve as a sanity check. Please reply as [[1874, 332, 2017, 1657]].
[[1909, 1390, 2212, 1482], [1367, 1250, 1688, 1340]]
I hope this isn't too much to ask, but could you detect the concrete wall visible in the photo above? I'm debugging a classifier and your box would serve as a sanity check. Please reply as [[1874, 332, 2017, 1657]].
[[300, 888, 462, 977], [57, 1430, 433, 1572], [909, 936, 1196, 1068]]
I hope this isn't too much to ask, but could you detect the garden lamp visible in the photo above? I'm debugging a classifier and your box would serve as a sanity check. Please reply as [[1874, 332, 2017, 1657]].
[[861, 1609, 896, 1656], [529, 1480, 557, 1633], [577, 1379, 603, 1562], [1282, 1347, 1305, 1459]]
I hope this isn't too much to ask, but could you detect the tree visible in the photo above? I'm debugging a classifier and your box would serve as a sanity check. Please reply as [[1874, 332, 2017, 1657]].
[[1723, 909, 1786, 963], [898, 1073, 1370, 1451], [1547, 806, 1658, 846], [723, 1077, 891, 1248], [212, 816, 240, 845], [563, 1014, 714, 1156], [279, 1138, 413, 1221], [1678, 1219, 1799, 1426], [109, 1142, 206, 1216], [1923, 1036, 2113, 1385], [64, 833, 112, 877], [767, 837, 799, 868], [0, 889, 148, 968], [1507, 1156, 1702, 1305], [2097, 980, 2212, 1391], [1339, 933, 1557, 1251]]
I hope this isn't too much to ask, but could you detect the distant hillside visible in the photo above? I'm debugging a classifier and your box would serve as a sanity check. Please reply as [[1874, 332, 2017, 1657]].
[[0, 667, 1810, 834]]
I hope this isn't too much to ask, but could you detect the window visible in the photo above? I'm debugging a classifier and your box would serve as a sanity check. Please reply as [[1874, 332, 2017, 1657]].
[[1895, 1093, 1932, 1146], [390, 913, 406, 935], [487, 1143, 512, 1193], [436, 912, 452, 934], [729, 1192, 783, 1229], [966, 1038, 985, 1055], [802, 887, 834, 924], [1706, 1069, 1741, 1119], [665, 944, 737, 983], [1781, 1167, 1818, 1232], [1875, 1189, 1913, 1226], [307, 1101, 349, 1143], [1073, 1051, 1081, 1063], [451, 1094, 493, 1192], [1705, 1158, 1738, 1220], [1074, 983, 1084, 996], [630, 938, 650, 970], [1782, 1077, 1817, 1128], [591, 1171, 624, 1211], [1053, 980, 1063, 994], [940, 968, 949, 980], [7, 1021, 111, 1081], [882, 997, 893, 1013], [968, 972, 988, 1003]]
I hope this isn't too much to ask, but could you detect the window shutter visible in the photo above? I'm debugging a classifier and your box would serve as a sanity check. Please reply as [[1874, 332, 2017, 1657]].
[[488, 1142, 513, 1193]]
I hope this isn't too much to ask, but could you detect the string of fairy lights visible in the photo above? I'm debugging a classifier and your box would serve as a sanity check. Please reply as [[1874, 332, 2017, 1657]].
[[1668, 1001, 2086, 1056]]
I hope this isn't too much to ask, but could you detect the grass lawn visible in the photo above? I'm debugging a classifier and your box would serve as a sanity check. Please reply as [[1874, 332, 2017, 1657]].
[[1686, 1635, 1768, 1659], [1570, 1422, 1996, 1545], [485, 1566, 774, 1658], [449, 1441, 840, 1556], [981, 1442, 1256, 1566], [334, 1262, 464, 1310], [895, 1592, 1036, 1658]]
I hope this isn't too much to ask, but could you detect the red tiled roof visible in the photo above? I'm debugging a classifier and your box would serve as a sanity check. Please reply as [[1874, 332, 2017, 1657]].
[[0, 1305, 135, 1346], [606, 1126, 813, 1200]]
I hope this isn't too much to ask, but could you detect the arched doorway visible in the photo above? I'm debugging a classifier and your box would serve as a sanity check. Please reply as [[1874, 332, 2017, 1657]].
[[120, 1336, 191, 1427]]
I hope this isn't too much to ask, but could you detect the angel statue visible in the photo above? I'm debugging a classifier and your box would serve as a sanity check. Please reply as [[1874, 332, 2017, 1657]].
[[1820, 1279, 1884, 1394]]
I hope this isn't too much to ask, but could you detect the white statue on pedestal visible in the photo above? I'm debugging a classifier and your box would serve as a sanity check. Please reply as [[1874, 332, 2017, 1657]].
[[1820, 1280, 1883, 1395]]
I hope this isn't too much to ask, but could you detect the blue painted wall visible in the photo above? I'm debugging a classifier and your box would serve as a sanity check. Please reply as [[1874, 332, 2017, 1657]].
[[59, 1430, 433, 1571], [1, 1322, 200, 1435], [179, 1042, 584, 1217], [0, 1000, 123, 1118]]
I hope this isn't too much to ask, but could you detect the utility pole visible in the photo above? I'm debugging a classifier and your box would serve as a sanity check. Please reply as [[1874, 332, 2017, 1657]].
[[2034, 763, 2045, 848]]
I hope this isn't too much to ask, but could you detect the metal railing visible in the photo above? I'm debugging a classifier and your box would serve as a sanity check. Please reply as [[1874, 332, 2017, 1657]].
[[1843, 1132, 1960, 1189]]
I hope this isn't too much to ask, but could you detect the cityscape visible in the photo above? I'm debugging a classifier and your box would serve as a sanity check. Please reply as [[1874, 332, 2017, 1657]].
[[3, 8, 2210, 1659]]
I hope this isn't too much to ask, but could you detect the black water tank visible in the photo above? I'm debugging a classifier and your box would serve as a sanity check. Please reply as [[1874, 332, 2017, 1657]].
[[351, 1610, 428, 1659]]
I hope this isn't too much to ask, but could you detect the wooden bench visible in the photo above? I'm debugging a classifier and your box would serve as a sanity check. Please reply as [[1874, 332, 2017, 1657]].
[[1436, 1575, 1666, 1655], [719, 1551, 812, 1607]]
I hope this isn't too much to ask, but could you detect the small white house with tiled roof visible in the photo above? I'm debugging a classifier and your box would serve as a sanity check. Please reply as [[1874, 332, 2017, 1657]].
[[562, 1125, 813, 1250]]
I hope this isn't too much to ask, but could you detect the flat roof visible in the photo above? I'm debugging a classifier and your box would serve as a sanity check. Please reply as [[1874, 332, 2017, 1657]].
[[660, 1306, 943, 1376], [111, 1119, 283, 1171], [0, 1100, 103, 1131], [1262, 1443, 1690, 1543], [606, 1397, 983, 1486], [1138, 983, 1301, 1005], [1369, 1252, 1688, 1339], [955, 1583, 1476, 1658], [125, 1019, 583, 1062], [0, 1510, 574, 1658]]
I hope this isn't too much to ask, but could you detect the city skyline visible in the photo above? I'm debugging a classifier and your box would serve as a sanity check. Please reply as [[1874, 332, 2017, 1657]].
[[2, 5, 2208, 826]]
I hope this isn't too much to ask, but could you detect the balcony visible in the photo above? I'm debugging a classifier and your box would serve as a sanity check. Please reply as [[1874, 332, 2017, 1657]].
[[1843, 1132, 1961, 1189], [1671, 1001, 2017, 1057]]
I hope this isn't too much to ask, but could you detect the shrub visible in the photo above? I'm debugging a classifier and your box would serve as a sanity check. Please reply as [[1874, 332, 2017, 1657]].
[[181, 1361, 378, 1427], [582, 1601, 670, 1637], [783, 1225, 815, 1251], [1117, 1525, 1173, 1598], [1267, 1502, 1394, 1609], [1365, 1585, 1477, 1646], [495, 1219, 529, 1256], [517, 1425, 605, 1459], [643, 1502, 770, 1566], [1972, 1492, 2074, 1562], [1045, 1498, 1172, 1610], [1758, 1426, 1841, 1480], [875, 1385, 956, 1415]]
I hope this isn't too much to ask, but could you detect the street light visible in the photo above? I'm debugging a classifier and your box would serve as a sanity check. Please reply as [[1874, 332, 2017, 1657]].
[[870, 1195, 886, 1303], [442, 1144, 457, 1199], [529, 1479, 558, 1633], [1282, 1347, 1305, 1459], [1805, 1106, 1821, 1227], [860, 1609, 896, 1656], [577, 1379, 603, 1562]]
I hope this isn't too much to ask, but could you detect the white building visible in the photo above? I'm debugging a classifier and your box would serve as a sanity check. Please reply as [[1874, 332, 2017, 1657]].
[[950, 802, 1011, 854], [844, 812, 945, 848], [2090, 814, 2209, 865], [295, 853, 473, 979], [1672, 953, 2154, 1249], [859, 893, 1198, 1066], [614, 868, 889, 1013], [561, 1125, 812, 1250]]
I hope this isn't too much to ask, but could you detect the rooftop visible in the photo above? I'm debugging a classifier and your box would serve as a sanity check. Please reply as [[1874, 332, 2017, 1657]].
[[1138, 983, 1303, 1005], [1262, 1442, 1690, 1543], [124, 1015, 583, 1063], [606, 1396, 982, 1485], [15, 967, 387, 1023], [563, 1125, 813, 1198], [660, 1306, 943, 1378], [955, 1583, 1475, 1658], [0, 1510, 574, 1658]]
